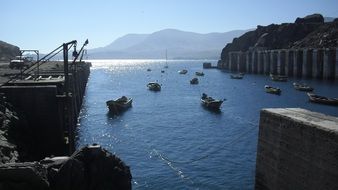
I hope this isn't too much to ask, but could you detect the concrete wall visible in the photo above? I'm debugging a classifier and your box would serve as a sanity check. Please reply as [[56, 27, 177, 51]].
[[255, 108, 338, 190], [0, 85, 65, 158], [221, 48, 337, 80]]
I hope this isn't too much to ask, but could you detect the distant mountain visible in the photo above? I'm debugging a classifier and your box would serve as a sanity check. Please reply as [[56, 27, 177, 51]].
[[88, 29, 251, 59], [324, 17, 336, 22], [91, 33, 149, 53]]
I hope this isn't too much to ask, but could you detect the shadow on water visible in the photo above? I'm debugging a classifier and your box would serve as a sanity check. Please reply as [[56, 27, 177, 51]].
[[201, 106, 222, 115], [106, 108, 131, 120]]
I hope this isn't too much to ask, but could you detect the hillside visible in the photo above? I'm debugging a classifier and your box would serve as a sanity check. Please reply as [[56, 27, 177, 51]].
[[220, 14, 338, 61], [0, 41, 20, 61], [88, 29, 251, 59]]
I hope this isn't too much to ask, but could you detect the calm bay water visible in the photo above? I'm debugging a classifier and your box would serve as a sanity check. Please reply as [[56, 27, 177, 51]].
[[76, 59, 338, 190]]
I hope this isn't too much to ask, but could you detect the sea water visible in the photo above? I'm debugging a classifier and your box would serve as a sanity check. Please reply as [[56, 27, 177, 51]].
[[76, 59, 338, 190]]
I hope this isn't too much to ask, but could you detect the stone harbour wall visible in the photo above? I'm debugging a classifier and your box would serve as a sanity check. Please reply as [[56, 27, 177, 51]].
[[218, 48, 338, 80], [255, 108, 338, 190]]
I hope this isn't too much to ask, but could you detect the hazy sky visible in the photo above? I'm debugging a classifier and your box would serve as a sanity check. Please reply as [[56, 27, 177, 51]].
[[1, 0, 337, 53]]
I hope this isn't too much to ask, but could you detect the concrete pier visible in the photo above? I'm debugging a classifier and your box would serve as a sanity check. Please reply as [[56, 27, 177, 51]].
[[246, 52, 252, 73], [255, 108, 338, 190], [303, 49, 313, 78], [219, 48, 338, 80], [0, 61, 91, 159], [257, 51, 263, 74], [278, 50, 286, 75], [286, 50, 294, 76], [264, 51, 271, 75]]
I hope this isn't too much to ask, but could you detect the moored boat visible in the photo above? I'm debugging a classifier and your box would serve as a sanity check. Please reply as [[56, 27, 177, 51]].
[[178, 69, 188, 74], [106, 96, 133, 114], [270, 74, 287, 82], [147, 82, 161, 91], [230, 74, 244, 79], [293, 82, 314, 91], [195, 71, 204, 76], [201, 93, 224, 110], [190, 77, 199, 84], [264, 85, 281, 95], [307, 93, 338, 106]]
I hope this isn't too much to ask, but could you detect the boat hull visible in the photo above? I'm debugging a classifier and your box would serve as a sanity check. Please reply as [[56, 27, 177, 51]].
[[265, 85, 281, 95], [147, 82, 161, 91], [293, 83, 314, 92], [307, 93, 338, 106], [106, 98, 133, 114], [201, 99, 223, 110], [270, 74, 287, 82]]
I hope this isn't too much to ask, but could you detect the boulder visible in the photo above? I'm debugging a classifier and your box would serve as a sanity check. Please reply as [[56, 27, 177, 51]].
[[0, 162, 49, 190], [49, 144, 132, 190], [295, 13, 324, 24], [0, 145, 132, 190]]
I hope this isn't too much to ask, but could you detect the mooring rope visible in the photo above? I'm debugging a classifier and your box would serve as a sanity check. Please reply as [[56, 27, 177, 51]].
[[152, 121, 257, 165]]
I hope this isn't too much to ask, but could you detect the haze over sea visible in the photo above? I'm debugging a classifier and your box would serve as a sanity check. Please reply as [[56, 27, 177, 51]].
[[76, 59, 338, 189]]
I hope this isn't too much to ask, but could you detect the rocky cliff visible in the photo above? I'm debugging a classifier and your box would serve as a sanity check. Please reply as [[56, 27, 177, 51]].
[[220, 14, 338, 61], [0, 41, 20, 62]]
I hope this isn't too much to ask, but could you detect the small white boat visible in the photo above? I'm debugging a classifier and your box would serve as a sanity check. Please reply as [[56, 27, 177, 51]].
[[195, 71, 204, 76], [293, 82, 314, 92], [230, 74, 244, 79], [147, 82, 161, 91], [264, 85, 281, 95], [270, 73, 287, 82], [178, 69, 188, 74]]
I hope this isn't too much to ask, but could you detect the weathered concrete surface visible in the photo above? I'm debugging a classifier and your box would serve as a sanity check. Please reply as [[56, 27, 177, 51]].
[[255, 108, 338, 190]]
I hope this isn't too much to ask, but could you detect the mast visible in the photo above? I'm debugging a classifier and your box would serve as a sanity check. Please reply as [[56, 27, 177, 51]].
[[165, 49, 168, 68]]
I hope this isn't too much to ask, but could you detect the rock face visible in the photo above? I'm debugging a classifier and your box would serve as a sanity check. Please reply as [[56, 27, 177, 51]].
[[0, 41, 20, 62], [0, 145, 132, 190], [295, 13, 324, 24], [0, 95, 20, 164], [220, 13, 338, 62]]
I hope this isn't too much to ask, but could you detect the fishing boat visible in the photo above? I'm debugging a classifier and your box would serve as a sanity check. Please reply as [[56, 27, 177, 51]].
[[201, 93, 224, 110], [270, 74, 288, 82], [178, 69, 188, 74], [307, 93, 338, 106], [106, 96, 132, 114], [230, 74, 244, 79], [190, 77, 199, 84], [264, 85, 281, 95], [195, 71, 204, 76], [293, 82, 314, 92], [147, 82, 161, 91]]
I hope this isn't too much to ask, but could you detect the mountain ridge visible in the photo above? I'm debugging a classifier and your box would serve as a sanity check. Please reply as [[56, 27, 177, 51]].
[[88, 29, 251, 59]]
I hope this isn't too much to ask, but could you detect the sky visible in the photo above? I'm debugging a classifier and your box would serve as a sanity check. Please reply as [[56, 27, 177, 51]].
[[1, 0, 338, 53]]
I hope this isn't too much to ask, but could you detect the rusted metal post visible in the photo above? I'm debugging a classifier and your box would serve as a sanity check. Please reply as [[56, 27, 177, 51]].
[[63, 43, 74, 154]]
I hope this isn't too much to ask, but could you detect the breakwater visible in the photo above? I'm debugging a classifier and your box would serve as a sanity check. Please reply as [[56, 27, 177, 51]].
[[256, 108, 338, 190], [0, 61, 90, 160], [218, 48, 338, 80]]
